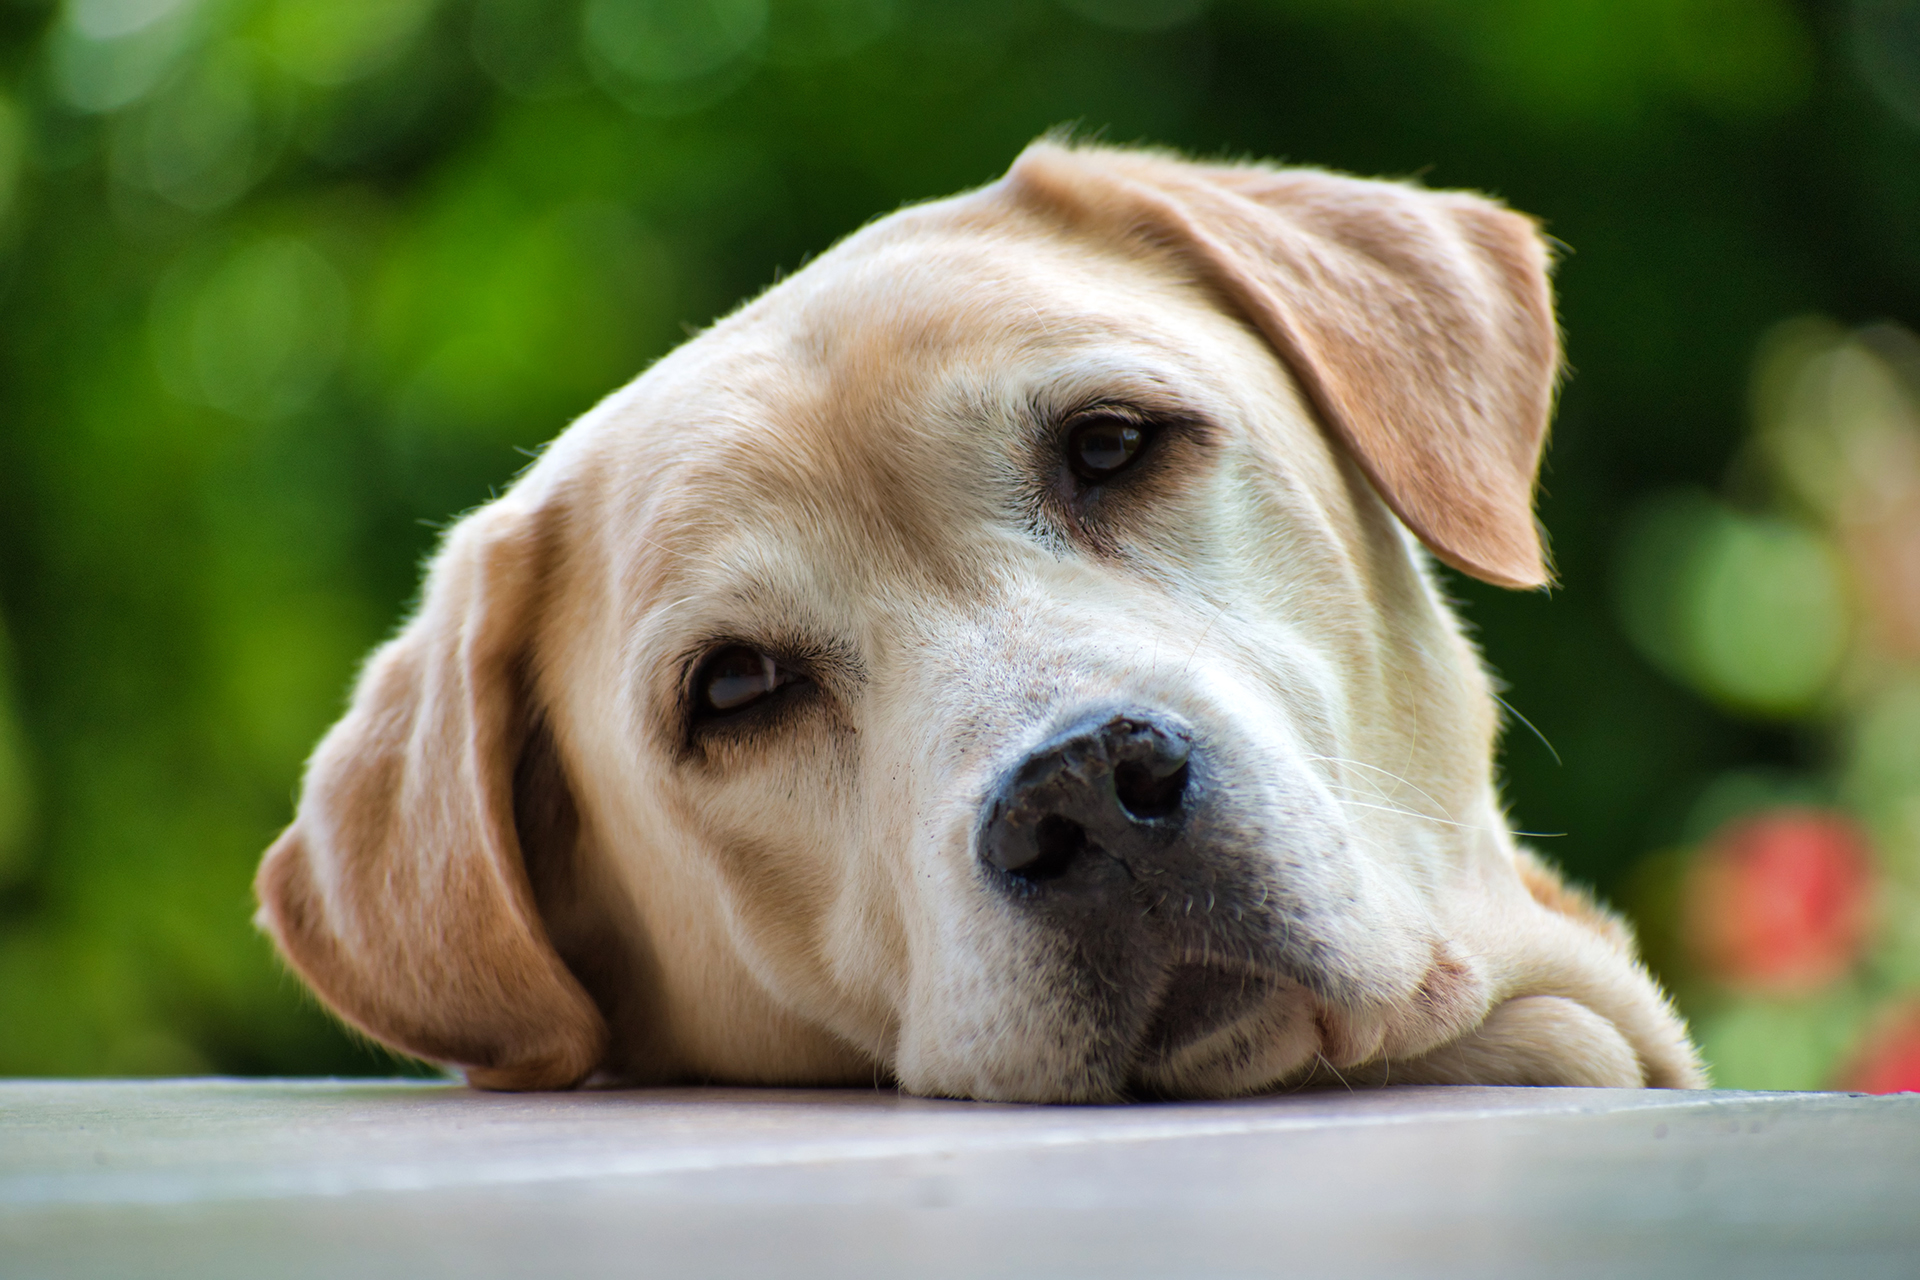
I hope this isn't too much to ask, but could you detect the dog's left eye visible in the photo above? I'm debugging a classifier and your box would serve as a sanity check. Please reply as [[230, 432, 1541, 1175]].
[[695, 646, 801, 717], [1066, 413, 1150, 482]]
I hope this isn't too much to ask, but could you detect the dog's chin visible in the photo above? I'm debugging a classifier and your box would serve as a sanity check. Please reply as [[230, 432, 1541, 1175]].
[[1127, 967, 1326, 1099], [1142, 962, 1277, 1057]]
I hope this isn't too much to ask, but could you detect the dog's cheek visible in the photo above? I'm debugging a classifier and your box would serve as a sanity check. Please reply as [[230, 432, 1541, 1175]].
[[886, 785, 1145, 1102], [890, 951, 1128, 1105], [889, 836, 1118, 1101], [651, 721, 882, 1027]]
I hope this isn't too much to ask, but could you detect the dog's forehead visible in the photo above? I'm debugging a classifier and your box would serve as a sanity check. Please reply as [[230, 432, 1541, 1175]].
[[768, 201, 1170, 368], [723, 195, 1231, 436], [579, 192, 1279, 596]]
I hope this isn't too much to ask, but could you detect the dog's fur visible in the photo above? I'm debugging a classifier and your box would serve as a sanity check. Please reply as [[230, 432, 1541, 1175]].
[[256, 141, 1705, 1100]]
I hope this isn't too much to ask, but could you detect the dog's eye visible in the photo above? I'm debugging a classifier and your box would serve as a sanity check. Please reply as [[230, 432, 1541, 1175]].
[[696, 646, 799, 717], [1066, 413, 1149, 482]]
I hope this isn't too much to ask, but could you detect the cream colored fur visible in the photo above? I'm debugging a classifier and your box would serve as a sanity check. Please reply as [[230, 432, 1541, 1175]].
[[256, 140, 1705, 1099]]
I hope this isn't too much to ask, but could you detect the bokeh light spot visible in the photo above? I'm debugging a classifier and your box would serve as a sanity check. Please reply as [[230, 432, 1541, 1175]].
[[1683, 808, 1875, 994], [584, 0, 769, 86], [116, 44, 270, 211], [67, 0, 194, 42], [152, 236, 351, 421], [50, 3, 199, 113], [263, 0, 435, 87], [1686, 513, 1851, 715], [1618, 493, 1852, 718]]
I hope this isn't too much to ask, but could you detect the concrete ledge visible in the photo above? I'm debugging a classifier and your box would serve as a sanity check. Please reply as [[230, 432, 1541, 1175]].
[[4, 1080, 1917, 1278]]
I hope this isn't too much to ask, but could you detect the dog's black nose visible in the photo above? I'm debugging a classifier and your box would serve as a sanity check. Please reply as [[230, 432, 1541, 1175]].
[[980, 712, 1194, 882]]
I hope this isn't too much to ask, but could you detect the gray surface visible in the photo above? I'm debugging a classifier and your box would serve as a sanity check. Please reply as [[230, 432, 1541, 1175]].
[[2, 1080, 1917, 1278]]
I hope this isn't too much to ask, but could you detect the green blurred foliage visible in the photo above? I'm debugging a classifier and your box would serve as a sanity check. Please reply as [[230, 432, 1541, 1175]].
[[0, 0, 1916, 1078], [1616, 491, 1851, 717], [1615, 321, 1920, 1089]]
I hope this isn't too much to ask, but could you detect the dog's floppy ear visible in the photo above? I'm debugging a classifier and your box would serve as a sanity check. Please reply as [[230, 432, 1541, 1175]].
[[1006, 141, 1560, 589], [255, 498, 608, 1089]]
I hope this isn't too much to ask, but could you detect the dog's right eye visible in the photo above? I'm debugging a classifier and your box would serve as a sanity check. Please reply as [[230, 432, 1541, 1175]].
[[1065, 412, 1151, 483], [695, 645, 801, 718]]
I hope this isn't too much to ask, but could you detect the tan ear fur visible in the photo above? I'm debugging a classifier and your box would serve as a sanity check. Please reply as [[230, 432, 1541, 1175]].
[[1005, 141, 1559, 589], [255, 500, 607, 1090]]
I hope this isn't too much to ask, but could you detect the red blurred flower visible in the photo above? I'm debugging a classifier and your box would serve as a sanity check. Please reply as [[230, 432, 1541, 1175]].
[[1682, 808, 1875, 993], [1840, 1002, 1920, 1094]]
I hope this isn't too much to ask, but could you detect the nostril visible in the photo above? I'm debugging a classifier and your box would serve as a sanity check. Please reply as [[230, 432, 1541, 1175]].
[[980, 711, 1197, 886], [1115, 759, 1189, 820], [1023, 814, 1091, 880]]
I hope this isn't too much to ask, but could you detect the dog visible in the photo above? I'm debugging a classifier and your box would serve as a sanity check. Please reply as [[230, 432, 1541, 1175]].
[[255, 140, 1705, 1100]]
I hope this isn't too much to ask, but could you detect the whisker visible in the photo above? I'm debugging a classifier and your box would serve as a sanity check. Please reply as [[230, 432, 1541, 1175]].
[[1316, 1052, 1354, 1093], [1179, 603, 1231, 676], [1492, 691, 1562, 767], [1325, 795, 1564, 839], [1304, 754, 1451, 816]]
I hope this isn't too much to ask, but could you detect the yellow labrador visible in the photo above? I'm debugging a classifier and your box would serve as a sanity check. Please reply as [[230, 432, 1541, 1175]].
[[256, 141, 1704, 1099]]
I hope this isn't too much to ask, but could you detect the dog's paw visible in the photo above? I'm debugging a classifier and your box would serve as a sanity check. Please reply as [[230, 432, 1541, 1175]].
[[1380, 995, 1644, 1087]]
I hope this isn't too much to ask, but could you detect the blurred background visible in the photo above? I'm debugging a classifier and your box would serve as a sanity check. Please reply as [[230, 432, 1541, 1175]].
[[1, 0, 1917, 1088]]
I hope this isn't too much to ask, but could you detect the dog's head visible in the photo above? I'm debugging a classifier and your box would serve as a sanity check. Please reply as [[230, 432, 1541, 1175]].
[[257, 142, 1702, 1099]]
